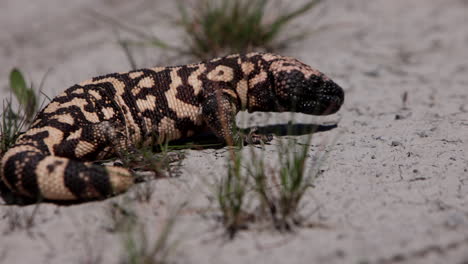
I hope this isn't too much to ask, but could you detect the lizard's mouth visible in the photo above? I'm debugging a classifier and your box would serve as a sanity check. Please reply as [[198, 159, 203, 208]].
[[316, 85, 345, 114], [295, 80, 345, 115], [273, 70, 345, 116]]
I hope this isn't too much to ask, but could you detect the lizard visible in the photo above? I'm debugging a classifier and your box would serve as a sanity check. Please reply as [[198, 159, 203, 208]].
[[0, 52, 344, 201]]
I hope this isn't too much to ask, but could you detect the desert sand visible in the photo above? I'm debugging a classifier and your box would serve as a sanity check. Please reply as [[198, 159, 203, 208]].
[[0, 0, 467, 263]]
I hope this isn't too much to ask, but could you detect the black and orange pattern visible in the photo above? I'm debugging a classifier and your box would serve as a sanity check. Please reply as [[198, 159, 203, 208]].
[[1, 52, 344, 201]]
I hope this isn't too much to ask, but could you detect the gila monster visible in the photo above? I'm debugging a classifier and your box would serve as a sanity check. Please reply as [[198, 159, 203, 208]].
[[0, 53, 344, 201]]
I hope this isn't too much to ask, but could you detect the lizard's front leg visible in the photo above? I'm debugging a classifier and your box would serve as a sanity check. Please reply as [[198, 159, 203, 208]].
[[201, 90, 272, 146]]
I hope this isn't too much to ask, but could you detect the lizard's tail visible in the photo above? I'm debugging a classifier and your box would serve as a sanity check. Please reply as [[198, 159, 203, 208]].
[[1, 144, 133, 200]]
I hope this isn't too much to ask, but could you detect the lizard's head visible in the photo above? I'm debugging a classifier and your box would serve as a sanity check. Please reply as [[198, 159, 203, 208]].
[[268, 55, 344, 115]]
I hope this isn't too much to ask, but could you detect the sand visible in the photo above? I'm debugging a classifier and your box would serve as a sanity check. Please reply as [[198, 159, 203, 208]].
[[0, 0, 467, 263]]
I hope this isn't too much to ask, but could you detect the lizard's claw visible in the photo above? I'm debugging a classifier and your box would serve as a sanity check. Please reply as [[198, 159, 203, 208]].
[[244, 128, 273, 145]]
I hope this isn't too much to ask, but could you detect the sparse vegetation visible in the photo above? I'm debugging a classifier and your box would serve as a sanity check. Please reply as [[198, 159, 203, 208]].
[[0, 69, 41, 157], [250, 135, 318, 231], [120, 216, 179, 264], [216, 147, 253, 238], [113, 140, 185, 203], [213, 128, 331, 237], [174, 0, 323, 60], [107, 0, 323, 63], [9, 69, 38, 122], [0, 99, 26, 157], [118, 141, 184, 179], [105, 200, 182, 264]]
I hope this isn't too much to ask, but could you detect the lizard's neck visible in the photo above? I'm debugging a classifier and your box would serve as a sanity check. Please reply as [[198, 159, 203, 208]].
[[243, 55, 279, 113]]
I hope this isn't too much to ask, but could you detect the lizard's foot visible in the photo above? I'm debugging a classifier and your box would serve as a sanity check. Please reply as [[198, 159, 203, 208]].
[[244, 128, 273, 145]]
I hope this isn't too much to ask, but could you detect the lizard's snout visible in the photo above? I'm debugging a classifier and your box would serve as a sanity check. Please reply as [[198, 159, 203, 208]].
[[274, 69, 345, 115], [314, 79, 344, 115]]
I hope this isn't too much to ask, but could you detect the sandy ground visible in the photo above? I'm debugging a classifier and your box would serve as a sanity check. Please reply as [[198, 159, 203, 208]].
[[1, 0, 467, 263]]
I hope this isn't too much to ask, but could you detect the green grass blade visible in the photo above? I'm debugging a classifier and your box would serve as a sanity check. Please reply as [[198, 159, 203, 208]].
[[9, 69, 28, 106], [9, 68, 37, 121]]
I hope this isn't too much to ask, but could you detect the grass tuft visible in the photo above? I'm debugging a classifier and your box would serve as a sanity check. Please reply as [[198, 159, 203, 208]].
[[109, 140, 185, 203], [0, 99, 26, 157], [106, 0, 323, 64], [110, 201, 183, 264], [214, 127, 332, 235], [118, 144, 181, 179], [175, 0, 323, 59], [1, 68, 46, 158], [252, 135, 317, 231], [216, 147, 253, 238], [9, 68, 39, 122]]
